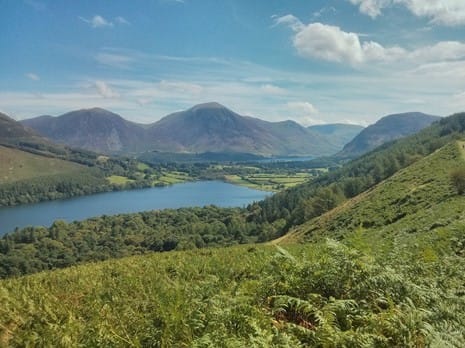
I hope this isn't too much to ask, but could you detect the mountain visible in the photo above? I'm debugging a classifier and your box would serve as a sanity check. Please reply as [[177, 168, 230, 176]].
[[0, 112, 49, 145], [339, 112, 440, 158], [22, 103, 340, 156], [22, 108, 149, 154], [308, 123, 364, 150], [147, 102, 338, 156]]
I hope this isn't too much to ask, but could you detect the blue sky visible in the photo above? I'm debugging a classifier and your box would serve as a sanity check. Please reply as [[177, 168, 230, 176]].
[[1, 0, 465, 125]]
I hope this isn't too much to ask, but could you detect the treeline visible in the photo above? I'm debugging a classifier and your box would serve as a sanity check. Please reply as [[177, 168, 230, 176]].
[[0, 170, 108, 206], [0, 206, 286, 278]]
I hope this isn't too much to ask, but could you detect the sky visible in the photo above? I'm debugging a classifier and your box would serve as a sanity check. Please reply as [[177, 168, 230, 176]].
[[1, 0, 465, 126]]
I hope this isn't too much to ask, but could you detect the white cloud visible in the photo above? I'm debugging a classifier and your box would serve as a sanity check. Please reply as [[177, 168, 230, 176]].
[[275, 16, 465, 66], [271, 14, 304, 31], [350, 0, 465, 26], [95, 53, 133, 68], [260, 84, 286, 95], [158, 80, 203, 94], [79, 15, 130, 28], [409, 60, 465, 78], [293, 22, 364, 64], [287, 101, 322, 125], [79, 15, 113, 28], [278, 18, 405, 65], [25, 73, 40, 81], [312, 6, 336, 19], [403, 0, 465, 26], [114, 16, 130, 25], [409, 41, 465, 62], [349, 0, 390, 18], [287, 101, 319, 115], [94, 81, 120, 98]]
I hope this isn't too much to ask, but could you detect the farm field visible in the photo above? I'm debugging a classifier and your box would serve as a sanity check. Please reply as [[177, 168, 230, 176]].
[[224, 172, 311, 191]]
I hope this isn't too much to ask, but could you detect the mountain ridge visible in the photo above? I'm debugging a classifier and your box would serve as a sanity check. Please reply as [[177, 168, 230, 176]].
[[21, 103, 345, 156], [339, 112, 441, 158]]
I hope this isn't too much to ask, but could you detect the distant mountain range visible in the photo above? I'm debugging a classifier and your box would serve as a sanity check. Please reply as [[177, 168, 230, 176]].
[[22, 103, 345, 156], [19, 104, 442, 159], [338, 112, 441, 157], [308, 124, 364, 150]]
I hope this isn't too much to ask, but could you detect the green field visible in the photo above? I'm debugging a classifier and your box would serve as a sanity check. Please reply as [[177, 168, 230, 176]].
[[157, 171, 192, 185], [225, 172, 311, 191], [136, 162, 150, 171], [106, 167, 194, 188], [0, 145, 87, 184], [107, 175, 134, 185]]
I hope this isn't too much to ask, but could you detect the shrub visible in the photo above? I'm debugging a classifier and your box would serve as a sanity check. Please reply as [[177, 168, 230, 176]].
[[450, 167, 465, 194]]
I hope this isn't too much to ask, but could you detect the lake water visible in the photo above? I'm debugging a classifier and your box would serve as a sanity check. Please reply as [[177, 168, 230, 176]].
[[0, 181, 270, 236], [255, 156, 314, 163]]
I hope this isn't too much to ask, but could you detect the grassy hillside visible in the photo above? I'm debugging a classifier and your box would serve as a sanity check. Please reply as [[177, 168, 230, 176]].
[[0, 145, 87, 183], [1, 231, 464, 346], [283, 141, 465, 244]]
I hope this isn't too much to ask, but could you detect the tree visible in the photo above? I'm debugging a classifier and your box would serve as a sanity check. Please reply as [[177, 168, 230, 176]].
[[450, 167, 465, 194]]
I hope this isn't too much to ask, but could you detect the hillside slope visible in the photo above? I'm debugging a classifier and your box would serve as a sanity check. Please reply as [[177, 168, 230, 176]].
[[339, 112, 440, 158], [0, 112, 54, 150], [0, 145, 87, 184], [284, 141, 465, 244], [0, 112, 39, 140]]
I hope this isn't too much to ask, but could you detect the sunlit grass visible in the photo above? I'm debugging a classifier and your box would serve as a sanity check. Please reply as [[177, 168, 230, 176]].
[[107, 175, 134, 185]]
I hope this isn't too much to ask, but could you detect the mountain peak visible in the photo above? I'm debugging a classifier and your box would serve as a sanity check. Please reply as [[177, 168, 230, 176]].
[[189, 102, 228, 111], [71, 107, 115, 115]]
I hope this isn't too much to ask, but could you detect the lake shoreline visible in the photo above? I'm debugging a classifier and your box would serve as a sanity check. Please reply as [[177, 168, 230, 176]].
[[0, 181, 271, 236]]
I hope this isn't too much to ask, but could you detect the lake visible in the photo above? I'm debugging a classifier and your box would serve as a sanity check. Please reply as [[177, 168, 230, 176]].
[[0, 181, 270, 236]]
